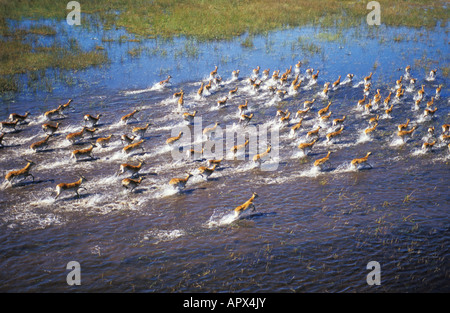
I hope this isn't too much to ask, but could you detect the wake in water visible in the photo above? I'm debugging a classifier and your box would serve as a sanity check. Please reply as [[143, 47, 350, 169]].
[[124, 81, 167, 96]]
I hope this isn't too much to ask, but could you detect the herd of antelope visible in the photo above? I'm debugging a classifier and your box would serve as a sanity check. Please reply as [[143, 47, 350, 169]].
[[1, 62, 448, 218]]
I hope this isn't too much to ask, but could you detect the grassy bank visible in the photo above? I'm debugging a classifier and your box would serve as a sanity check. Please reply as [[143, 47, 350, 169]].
[[0, 0, 448, 93]]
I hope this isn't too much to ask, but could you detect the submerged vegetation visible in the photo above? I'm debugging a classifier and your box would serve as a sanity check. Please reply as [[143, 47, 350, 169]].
[[0, 0, 448, 93]]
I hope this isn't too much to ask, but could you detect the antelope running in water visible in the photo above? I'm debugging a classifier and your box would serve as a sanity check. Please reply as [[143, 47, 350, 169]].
[[118, 159, 145, 178], [166, 132, 183, 145], [71, 144, 96, 161], [122, 177, 144, 192], [9, 112, 30, 124], [197, 164, 218, 179], [234, 192, 258, 218], [42, 122, 61, 135], [1, 120, 19, 132], [66, 127, 86, 144], [5, 159, 36, 186], [397, 126, 416, 143], [314, 151, 332, 170], [96, 134, 113, 148], [169, 173, 193, 190], [123, 139, 145, 155], [298, 139, 317, 155], [132, 123, 150, 138], [351, 152, 372, 169], [326, 126, 344, 142], [121, 110, 139, 124], [84, 114, 102, 127], [54, 175, 88, 199], [30, 135, 51, 152], [253, 145, 271, 164]]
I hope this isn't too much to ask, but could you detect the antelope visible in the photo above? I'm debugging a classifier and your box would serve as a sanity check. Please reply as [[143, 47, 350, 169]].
[[96, 134, 113, 147], [295, 61, 302, 71], [416, 85, 425, 101], [197, 83, 204, 97], [234, 192, 258, 218], [159, 75, 172, 86], [383, 92, 392, 108], [292, 80, 303, 92], [54, 175, 88, 199], [369, 115, 379, 125], [363, 83, 371, 95], [122, 139, 145, 155], [405, 65, 411, 75], [44, 105, 64, 121], [332, 115, 346, 127], [385, 104, 394, 117], [326, 126, 344, 142], [205, 80, 213, 91], [1, 120, 19, 132], [426, 97, 435, 107], [229, 86, 238, 96], [197, 164, 218, 179], [60, 99, 73, 112], [364, 123, 378, 136], [422, 140, 436, 152], [319, 111, 332, 122], [321, 83, 330, 97], [84, 127, 98, 139], [332, 75, 341, 88], [304, 99, 316, 108], [364, 99, 373, 114], [398, 119, 410, 131], [253, 145, 271, 164], [210, 66, 218, 77], [207, 158, 223, 168], [442, 124, 450, 134], [42, 122, 61, 135], [203, 122, 219, 139], [429, 69, 437, 79], [238, 100, 248, 115], [357, 95, 366, 108], [169, 173, 193, 189], [373, 89, 381, 105], [5, 159, 36, 186], [291, 73, 300, 87], [9, 112, 30, 123], [262, 69, 270, 79], [121, 134, 136, 145], [183, 111, 197, 123], [364, 72, 373, 84], [397, 126, 416, 142], [314, 151, 332, 170], [217, 96, 228, 106], [290, 118, 303, 135], [414, 99, 421, 110], [30, 135, 51, 152], [279, 111, 290, 125], [240, 113, 254, 125], [351, 152, 372, 169], [214, 76, 222, 86], [298, 139, 317, 155], [121, 110, 139, 124], [186, 148, 204, 160], [166, 131, 183, 145], [71, 144, 96, 161], [346, 73, 354, 82], [395, 87, 405, 99], [311, 70, 319, 81], [132, 123, 150, 138], [296, 107, 310, 119], [318, 101, 332, 117], [424, 107, 437, 117], [173, 89, 183, 98], [441, 134, 450, 142], [427, 126, 435, 138], [307, 126, 321, 140], [252, 66, 260, 76], [177, 92, 184, 109], [276, 109, 289, 117], [66, 127, 86, 144], [435, 84, 443, 98], [232, 70, 240, 79], [122, 177, 144, 192], [395, 76, 403, 88], [230, 140, 248, 154], [84, 114, 102, 127]]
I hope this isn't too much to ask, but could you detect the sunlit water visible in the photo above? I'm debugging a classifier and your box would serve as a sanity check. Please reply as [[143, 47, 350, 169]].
[[0, 19, 449, 292]]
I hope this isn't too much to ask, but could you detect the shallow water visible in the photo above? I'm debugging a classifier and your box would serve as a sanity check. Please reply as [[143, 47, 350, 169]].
[[0, 20, 449, 292]]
